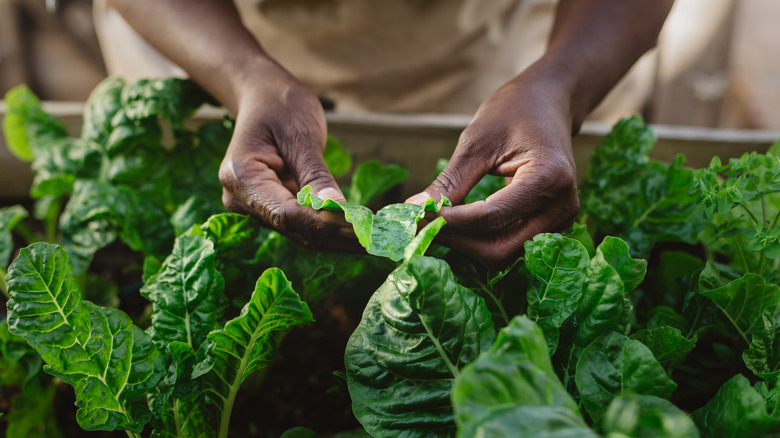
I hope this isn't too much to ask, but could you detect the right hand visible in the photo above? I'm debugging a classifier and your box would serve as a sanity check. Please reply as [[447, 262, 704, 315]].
[[218, 71, 358, 252]]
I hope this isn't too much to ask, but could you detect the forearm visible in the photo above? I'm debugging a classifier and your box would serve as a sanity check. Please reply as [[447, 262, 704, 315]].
[[108, 0, 287, 114], [530, 0, 674, 131]]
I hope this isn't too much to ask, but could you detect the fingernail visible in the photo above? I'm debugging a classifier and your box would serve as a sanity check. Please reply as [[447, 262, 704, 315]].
[[406, 191, 430, 206], [317, 187, 344, 201]]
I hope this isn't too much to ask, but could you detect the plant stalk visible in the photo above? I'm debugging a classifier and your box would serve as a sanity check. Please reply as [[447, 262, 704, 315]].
[[739, 203, 760, 225]]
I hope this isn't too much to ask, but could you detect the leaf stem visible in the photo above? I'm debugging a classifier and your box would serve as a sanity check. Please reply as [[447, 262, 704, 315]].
[[771, 208, 780, 229], [418, 316, 460, 378], [125, 431, 141, 438], [739, 202, 760, 225], [476, 280, 509, 326], [174, 399, 183, 438], [761, 194, 769, 228]]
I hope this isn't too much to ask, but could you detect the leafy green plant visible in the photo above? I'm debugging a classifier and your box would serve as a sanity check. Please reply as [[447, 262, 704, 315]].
[[6, 78, 780, 438]]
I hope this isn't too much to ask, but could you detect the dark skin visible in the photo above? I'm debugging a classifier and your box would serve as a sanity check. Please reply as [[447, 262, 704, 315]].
[[109, 0, 674, 268]]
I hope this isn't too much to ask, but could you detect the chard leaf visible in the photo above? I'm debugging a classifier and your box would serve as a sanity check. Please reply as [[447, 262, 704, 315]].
[[149, 342, 214, 438], [347, 160, 408, 206], [524, 233, 589, 353], [5, 243, 164, 432], [452, 316, 587, 437], [701, 273, 780, 344], [345, 256, 496, 437], [2, 85, 68, 162], [203, 268, 313, 427], [742, 306, 780, 383], [59, 180, 173, 273], [575, 332, 677, 423], [602, 395, 698, 438], [0, 205, 28, 267], [298, 185, 451, 261], [692, 374, 780, 437], [630, 326, 697, 371], [141, 234, 225, 348], [323, 135, 352, 178]]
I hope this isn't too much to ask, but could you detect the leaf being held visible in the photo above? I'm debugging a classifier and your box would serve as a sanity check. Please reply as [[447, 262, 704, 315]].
[[298, 185, 450, 261]]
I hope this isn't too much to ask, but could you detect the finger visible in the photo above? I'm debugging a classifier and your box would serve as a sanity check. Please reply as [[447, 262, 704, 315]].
[[439, 207, 576, 270], [438, 159, 578, 234], [275, 123, 346, 202], [220, 153, 359, 252], [406, 134, 494, 205]]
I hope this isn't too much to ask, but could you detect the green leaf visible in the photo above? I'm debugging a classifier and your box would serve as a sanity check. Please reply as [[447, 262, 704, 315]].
[[5, 384, 64, 438], [345, 256, 496, 437], [149, 343, 215, 438], [2, 85, 68, 162], [630, 326, 697, 371], [141, 234, 225, 348], [323, 135, 352, 178], [202, 268, 313, 430], [602, 395, 698, 438], [452, 316, 584, 437], [595, 236, 648, 292], [299, 185, 451, 261], [347, 160, 408, 206], [742, 305, 780, 383], [692, 374, 780, 437], [575, 332, 677, 423], [524, 233, 590, 353], [5, 243, 165, 432], [0, 205, 28, 267], [584, 115, 656, 190], [404, 217, 447, 262], [572, 238, 640, 349], [59, 180, 173, 273], [701, 273, 780, 345]]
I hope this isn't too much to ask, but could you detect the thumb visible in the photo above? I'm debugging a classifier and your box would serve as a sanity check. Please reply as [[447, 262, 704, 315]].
[[406, 154, 487, 206]]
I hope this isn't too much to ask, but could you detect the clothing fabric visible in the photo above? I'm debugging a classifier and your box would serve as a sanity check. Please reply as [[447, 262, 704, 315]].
[[93, 0, 650, 118]]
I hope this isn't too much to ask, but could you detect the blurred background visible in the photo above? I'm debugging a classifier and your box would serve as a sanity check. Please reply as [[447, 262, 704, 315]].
[[0, 0, 778, 129]]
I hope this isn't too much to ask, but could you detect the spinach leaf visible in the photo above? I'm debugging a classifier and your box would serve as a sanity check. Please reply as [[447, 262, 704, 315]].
[[298, 185, 450, 261], [345, 256, 496, 437], [5, 243, 165, 432], [692, 374, 780, 437], [524, 233, 590, 353], [601, 395, 698, 438], [575, 332, 677, 423], [452, 316, 592, 438]]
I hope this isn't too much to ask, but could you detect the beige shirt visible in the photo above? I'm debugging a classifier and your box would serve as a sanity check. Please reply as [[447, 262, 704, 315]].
[[94, 0, 650, 118]]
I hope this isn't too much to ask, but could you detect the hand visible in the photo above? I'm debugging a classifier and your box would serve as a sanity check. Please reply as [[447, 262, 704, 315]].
[[407, 72, 580, 269], [218, 71, 358, 252]]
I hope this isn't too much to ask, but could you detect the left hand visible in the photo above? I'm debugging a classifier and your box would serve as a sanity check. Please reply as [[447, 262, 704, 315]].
[[406, 71, 580, 269]]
